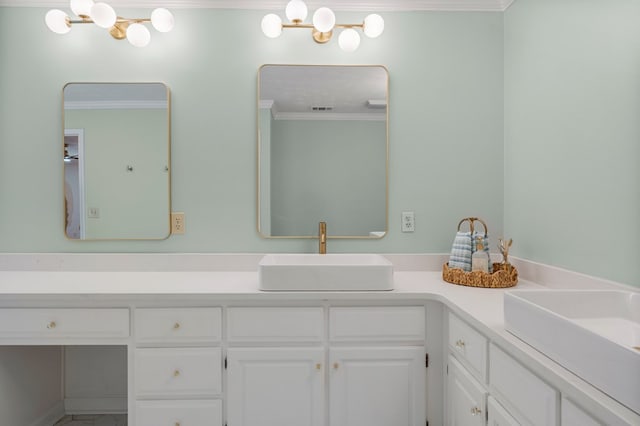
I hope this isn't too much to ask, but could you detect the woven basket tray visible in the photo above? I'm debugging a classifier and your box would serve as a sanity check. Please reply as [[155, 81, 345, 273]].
[[442, 262, 518, 288]]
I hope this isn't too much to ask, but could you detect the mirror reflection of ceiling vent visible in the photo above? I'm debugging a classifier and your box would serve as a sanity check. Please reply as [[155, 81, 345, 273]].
[[367, 99, 387, 109], [311, 106, 334, 111]]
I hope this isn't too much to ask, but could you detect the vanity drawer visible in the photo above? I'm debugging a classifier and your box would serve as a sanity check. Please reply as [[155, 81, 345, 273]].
[[448, 313, 488, 382], [489, 344, 558, 426], [135, 308, 222, 344], [0, 308, 129, 340], [330, 306, 425, 342], [135, 347, 222, 398], [136, 400, 222, 426], [227, 307, 323, 342]]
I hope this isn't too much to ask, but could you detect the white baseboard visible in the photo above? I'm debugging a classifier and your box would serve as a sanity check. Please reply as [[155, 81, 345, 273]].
[[29, 401, 65, 426], [64, 397, 127, 414]]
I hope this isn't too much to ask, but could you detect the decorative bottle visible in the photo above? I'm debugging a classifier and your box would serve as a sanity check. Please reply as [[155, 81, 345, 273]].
[[471, 237, 489, 273]]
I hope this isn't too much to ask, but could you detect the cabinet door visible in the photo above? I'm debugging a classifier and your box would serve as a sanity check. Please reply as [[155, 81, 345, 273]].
[[448, 356, 487, 426], [227, 347, 324, 426], [329, 347, 426, 426], [561, 397, 601, 426], [488, 396, 520, 426]]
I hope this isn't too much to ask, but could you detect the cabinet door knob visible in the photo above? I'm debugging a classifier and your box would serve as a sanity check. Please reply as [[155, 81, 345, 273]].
[[47, 321, 56, 329], [455, 339, 466, 349], [175, 422, 181, 426], [470, 406, 482, 416], [316, 363, 322, 371], [173, 369, 181, 377], [333, 362, 339, 370], [173, 322, 181, 330]]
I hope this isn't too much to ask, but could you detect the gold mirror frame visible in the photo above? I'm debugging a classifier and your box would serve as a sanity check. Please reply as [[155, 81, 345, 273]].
[[257, 64, 389, 239], [63, 82, 171, 240]]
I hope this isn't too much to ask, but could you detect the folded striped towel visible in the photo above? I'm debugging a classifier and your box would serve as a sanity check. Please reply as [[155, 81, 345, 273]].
[[449, 231, 473, 272]]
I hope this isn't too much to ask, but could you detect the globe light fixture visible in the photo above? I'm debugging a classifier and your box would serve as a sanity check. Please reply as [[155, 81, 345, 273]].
[[338, 28, 360, 52], [45, 0, 174, 47], [285, 0, 307, 23], [261, 0, 384, 52]]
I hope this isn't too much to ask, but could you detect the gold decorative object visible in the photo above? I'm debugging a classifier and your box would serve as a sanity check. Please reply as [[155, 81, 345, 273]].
[[443, 218, 518, 288], [442, 262, 518, 288]]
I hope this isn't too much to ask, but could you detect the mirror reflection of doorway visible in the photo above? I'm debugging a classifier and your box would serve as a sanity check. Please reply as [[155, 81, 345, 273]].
[[64, 129, 85, 239]]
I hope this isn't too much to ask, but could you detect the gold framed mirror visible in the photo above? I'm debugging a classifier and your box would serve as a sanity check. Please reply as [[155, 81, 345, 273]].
[[257, 65, 389, 239], [63, 82, 171, 240]]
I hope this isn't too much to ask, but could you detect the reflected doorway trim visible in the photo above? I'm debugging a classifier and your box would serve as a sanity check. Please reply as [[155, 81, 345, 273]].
[[65, 128, 86, 240]]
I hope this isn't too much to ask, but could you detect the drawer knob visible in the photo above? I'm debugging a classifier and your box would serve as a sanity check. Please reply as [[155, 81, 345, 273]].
[[455, 339, 466, 349], [316, 363, 322, 371], [173, 369, 181, 377], [173, 322, 181, 330], [470, 406, 482, 416], [333, 362, 339, 370], [47, 321, 57, 329]]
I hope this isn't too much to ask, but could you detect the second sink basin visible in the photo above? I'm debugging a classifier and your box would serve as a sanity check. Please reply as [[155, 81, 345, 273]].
[[504, 289, 640, 414], [258, 254, 393, 291]]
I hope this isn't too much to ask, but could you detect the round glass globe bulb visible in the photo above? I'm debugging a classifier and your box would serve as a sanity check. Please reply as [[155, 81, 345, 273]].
[[45, 9, 71, 34], [312, 7, 335, 33], [338, 28, 360, 52], [151, 8, 174, 33], [261, 14, 282, 38], [285, 0, 307, 23], [90, 2, 116, 29], [127, 23, 151, 47], [363, 14, 384, 38], [70, 0, 94, 17]]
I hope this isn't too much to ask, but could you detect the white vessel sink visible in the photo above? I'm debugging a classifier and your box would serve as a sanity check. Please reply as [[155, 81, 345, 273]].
[[258, 254, 393, 291], [504, 290, 640, 414]]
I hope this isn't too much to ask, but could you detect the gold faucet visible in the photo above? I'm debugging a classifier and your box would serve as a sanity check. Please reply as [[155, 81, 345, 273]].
[[319, 221, 327, 254]]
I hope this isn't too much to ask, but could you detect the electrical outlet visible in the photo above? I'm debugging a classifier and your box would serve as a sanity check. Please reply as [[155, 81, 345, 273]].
[[171, 212, 185, 234], [402, 211, 415, 232], [88, 207, 100, 218]]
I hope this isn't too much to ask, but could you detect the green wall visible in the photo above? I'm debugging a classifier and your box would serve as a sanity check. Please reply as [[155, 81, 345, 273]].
[[65, 108, 169, 239], [504, 0, 640, 287], [0, 8, 504, 254], [270, 119, 386, 236]]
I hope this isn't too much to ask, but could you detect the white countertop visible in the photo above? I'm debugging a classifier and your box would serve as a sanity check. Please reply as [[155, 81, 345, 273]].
[[0, 254, 637, 424]]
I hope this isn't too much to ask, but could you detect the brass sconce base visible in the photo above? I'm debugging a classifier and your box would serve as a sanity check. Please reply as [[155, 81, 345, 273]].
[[312, 29, 332, 43], [109, 20, 129, 40]]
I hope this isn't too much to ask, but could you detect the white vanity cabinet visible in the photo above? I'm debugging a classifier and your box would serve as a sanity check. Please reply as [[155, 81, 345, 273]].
[[448, 355, 487, 426], [447, 312, 560, 426], [329, 306, 427, 426], [226, 305, 427, 426], [226, 307, 325, 426], [134, 307, 223, 426]]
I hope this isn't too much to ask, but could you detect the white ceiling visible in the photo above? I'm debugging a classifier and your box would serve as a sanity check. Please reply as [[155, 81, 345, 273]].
[[0, 0, 515, 12], [260, 65, 388, 119]]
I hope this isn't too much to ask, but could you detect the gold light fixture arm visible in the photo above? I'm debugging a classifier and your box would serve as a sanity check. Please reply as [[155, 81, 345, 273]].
[[282, 21, 365, 44]]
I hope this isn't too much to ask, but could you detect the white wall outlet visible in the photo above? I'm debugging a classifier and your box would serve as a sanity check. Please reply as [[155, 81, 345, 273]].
[[402, 211, 415, 232], [88, 207, 100, 218], [171, 212, 185, 234]]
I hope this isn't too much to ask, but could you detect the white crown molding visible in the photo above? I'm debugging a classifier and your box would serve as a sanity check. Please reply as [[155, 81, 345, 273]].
[[0, 0, 516, 12], [64, 100, 167, 110]]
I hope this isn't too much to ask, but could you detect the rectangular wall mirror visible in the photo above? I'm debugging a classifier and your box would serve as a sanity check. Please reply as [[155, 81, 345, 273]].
[[257, 65, 389, 238], [63, 82, 171, 240]]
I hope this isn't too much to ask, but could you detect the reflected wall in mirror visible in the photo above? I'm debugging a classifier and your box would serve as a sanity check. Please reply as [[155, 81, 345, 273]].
[[63, 83, 171, 240], [258, 65, 389, 238]]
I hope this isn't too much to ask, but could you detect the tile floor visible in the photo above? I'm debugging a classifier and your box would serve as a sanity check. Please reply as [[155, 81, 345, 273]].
[[53, 414, 127, 426]]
